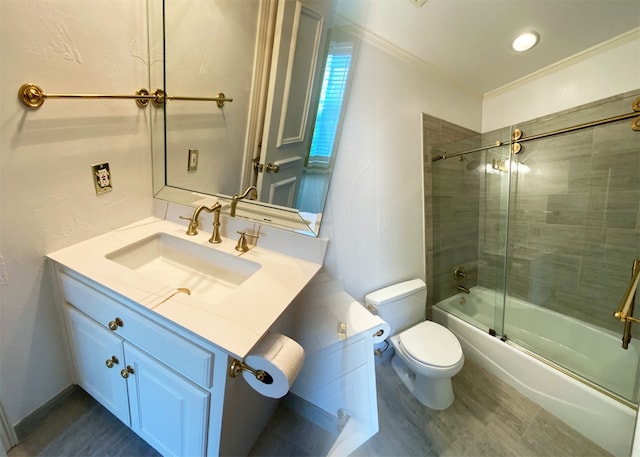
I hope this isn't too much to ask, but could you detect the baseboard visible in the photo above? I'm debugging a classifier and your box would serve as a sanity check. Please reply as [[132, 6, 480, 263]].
[[282, 393, 339, 437], [13, 385, 79, 441], [0, 400, 18, 452]]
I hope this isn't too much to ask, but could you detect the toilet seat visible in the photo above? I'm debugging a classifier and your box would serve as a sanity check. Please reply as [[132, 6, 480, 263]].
[[397, 321, 463, 369]]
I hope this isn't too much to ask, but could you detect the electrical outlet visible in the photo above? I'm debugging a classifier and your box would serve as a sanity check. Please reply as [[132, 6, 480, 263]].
[[188, 149, 198, 172], [91, 162, 112, 195]]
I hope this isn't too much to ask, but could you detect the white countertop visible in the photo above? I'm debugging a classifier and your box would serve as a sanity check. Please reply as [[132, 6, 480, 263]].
[[47, 217, 323, 359]]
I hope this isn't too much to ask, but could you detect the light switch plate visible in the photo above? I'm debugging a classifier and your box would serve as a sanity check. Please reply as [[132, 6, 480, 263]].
[[91, 162, 112, 194], [188, 149, 198, 172]]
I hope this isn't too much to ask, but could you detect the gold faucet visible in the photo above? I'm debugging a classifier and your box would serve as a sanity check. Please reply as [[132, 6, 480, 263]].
[[230, 186, 257, 217], [180, 202, 222, 243], [209, 203, 223, 244]]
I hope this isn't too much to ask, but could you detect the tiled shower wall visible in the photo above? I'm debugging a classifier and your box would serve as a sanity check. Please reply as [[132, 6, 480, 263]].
[[426, 89, 640, 333], [505, 89, 640, 332], [422, 114, 479, 315]]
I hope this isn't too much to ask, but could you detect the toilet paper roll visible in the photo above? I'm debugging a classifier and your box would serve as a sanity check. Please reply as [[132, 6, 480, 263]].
[[242, 332, 305, 398], [346, 302, 391, 344]]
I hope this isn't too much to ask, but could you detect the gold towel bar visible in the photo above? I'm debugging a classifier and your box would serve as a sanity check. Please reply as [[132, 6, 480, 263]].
[[18, 83, 233, 109], [18, 83, 155, 109], [151, 89, 233, 108]]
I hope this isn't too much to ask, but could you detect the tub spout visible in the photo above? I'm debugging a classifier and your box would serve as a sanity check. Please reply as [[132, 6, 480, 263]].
[[457, 285, 470, 294]]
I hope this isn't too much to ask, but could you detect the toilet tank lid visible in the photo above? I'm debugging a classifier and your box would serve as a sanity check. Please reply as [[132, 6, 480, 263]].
[[365, 279, 426, 306]]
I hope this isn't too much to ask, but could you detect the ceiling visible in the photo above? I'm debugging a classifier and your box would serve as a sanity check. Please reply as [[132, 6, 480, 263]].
[[354, 0, 640, 95]]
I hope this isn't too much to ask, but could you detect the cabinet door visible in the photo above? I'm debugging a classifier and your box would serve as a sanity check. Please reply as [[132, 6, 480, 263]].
[[124, 342, 210, 457], [65, 305, 130, 425]]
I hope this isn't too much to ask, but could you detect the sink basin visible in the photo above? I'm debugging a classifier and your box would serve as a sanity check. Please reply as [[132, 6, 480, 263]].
[[105, 233, 261, 301]]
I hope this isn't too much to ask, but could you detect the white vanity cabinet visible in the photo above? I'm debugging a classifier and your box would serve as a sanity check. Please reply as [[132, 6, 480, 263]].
[[46, 217, 325, 456], [65, 304, 130, 425], [124, 342, 209, 456], [65, 304, 210, 455], [54, 268, 222, 457]]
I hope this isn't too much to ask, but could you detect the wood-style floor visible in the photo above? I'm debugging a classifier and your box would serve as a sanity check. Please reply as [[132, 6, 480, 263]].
[[352, 359, 612, 457], [8, 358, 612, 456]]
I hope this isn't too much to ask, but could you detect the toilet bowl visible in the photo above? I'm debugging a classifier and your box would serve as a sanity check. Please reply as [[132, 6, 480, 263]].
[[365, 279, 464, 410], [390, 321, 464, 410]]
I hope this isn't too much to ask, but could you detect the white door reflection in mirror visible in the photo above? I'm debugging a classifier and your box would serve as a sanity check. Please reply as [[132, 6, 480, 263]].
[[256, 0, 331, 208]]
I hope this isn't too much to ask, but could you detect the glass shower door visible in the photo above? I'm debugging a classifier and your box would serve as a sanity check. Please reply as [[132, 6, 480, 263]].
[[431, 127, 511, 337], [502, 91, 640, 403]]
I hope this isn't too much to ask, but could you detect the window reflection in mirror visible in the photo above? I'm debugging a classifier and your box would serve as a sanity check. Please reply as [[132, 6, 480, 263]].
[[298, 41, 353, 214]]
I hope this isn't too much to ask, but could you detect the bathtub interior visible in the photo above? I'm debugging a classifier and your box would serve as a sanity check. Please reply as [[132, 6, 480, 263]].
[[435, 286, 640, 403]]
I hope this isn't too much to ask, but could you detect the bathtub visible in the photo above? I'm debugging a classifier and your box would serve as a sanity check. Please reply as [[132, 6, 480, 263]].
[[433, 286, 637, 457]]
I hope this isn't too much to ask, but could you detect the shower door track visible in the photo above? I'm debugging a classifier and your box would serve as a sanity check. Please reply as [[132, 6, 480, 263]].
[[432, 96, 640, 162], [512, 104, 640, 149], [431, 141, 504, 162]]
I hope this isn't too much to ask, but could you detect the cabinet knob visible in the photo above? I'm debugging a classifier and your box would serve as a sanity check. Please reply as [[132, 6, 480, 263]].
[[120, 365, 135, 379], [108, 317, 124, 331], [105, 355, 119, 369]]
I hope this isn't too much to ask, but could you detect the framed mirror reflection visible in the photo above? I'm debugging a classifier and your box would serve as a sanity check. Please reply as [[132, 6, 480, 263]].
[[152, 0, 367, 236]]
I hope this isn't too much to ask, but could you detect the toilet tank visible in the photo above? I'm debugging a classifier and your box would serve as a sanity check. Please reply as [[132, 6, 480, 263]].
[[365, 279, 427, 335]]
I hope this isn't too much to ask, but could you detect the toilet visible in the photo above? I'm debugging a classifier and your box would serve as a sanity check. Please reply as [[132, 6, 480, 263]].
[[365, 279, 464, 410]]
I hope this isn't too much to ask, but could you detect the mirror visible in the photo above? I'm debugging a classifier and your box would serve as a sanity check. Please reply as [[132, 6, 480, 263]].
[[153, 0, 368, 236]]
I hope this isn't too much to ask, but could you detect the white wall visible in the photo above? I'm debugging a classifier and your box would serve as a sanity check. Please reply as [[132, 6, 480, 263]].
[[0, 0, 153, 426], [320, 32, 483, 300], [483, 32, 640, 132]]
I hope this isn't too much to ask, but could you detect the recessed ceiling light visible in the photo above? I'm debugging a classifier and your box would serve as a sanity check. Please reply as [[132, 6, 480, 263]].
[[512, 32, 539, 52]]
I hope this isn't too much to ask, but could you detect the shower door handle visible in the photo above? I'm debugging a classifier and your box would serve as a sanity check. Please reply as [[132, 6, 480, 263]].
[[613, 259, 640, 349]]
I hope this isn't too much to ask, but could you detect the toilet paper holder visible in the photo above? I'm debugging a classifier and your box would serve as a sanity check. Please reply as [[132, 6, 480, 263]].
[[229, 358, 274, 385]]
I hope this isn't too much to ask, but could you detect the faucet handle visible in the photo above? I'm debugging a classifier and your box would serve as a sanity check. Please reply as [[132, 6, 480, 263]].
[[235, 231, 249, 253], [179, 215, 198, 235]]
